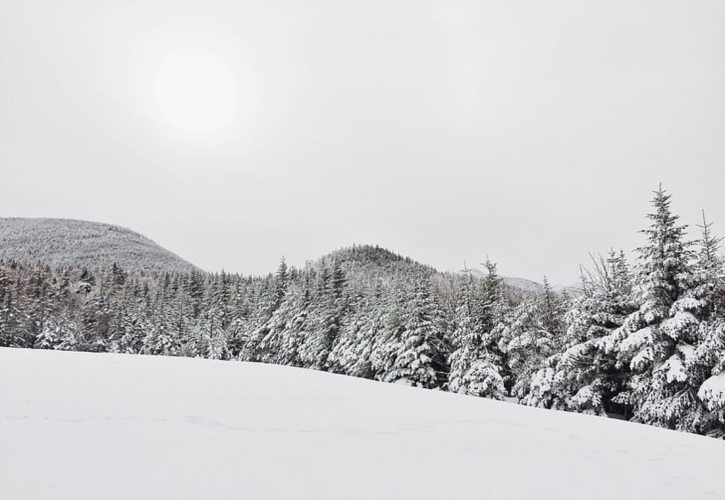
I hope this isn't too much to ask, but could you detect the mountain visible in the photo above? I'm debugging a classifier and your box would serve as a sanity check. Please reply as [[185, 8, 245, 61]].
[[3, 347, 723, 500], [316, 244, 436, 276], [0, 218, 197, 273], [0, 217, 566, 290], [323, 245, 566, 295], [464, 268, 580, 295]]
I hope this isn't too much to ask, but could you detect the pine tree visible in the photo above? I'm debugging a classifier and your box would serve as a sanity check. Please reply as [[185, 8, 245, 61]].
[[448, 260, 505, 399], [543, 252, 637, 415], [116, 309, 149, 354], [242, 273, 284, 362], [383, 277, 448, 388], [34, 314, 79, 351], [499, 278, 564, 403], [691, 213, 725, 435], [111, 263, 127, 287], [277, 290, 312, 368], [327, 300, 381, 378], [273, 257, 289, 311], [0, 268, 17, 347], [611, 186, 705, 431], [142, 310, 180, 356], [370, 280, 408, 382], [298, 260, 348, 370]]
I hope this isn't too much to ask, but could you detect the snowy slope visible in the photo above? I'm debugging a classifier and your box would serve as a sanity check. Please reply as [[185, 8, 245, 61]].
[[2, 348, 724, 500], [0, 218, 197, 273]]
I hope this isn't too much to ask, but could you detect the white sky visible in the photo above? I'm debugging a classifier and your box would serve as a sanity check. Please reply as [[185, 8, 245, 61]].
[[2, 1, 724, 283]]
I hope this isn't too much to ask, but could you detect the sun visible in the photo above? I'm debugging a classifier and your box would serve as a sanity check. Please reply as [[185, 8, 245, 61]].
[[155, 53, 238, 132]]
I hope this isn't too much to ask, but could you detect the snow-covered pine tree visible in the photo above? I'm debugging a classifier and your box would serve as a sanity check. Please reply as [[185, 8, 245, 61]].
[[275, 282, 313, 368], [241, 262, 290, 362], [448, 260, 505, 399], [26, 266, 53, 340], [142, 308, 180, 356], [318, 259, 348, 369], [326, 282, 381, 378], [697, 318, 725, 436], [298, 260, 348, 371], [116, 309, 149, 354], [34, 313, 80, 351], [0, 268, 19, 347], [610, 186, 707, 431], [370, 278, 407, 382], [33, 317, 61, 349], [383, 276, 448, 388], [186, 269, 206, 319], [273, 258, 289, 312], [224, 280, 251, 358], [541, 251, 637, 415], [691, 212, 725, 436], [255, 289, 299, 365], [499, 276, 564, 403], [197, 276, 232, 360], [328, 301, 382, 378]]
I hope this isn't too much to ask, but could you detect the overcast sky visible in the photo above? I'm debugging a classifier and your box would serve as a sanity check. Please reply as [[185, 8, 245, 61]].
[[2, 1, 724, 283]]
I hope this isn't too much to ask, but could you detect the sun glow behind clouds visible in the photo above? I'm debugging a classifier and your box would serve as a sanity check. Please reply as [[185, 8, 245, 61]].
[[155, 52, 238, 132]]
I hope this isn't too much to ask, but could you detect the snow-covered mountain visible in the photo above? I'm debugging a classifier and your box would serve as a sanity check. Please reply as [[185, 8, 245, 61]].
[[463, 267, 578, 295], [315, 244, 436, 277], [0, 218, 197, 273], [0, 216, 561, 290], [319, 245, 569, 296], [2, 347, 723, 500]]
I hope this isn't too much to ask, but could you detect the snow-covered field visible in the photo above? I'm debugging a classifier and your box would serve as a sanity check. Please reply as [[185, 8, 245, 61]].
[[2, 348, 724, 500]]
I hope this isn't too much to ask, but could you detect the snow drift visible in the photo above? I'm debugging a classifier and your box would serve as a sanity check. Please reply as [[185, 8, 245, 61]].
[[1, 347, 724, 500]]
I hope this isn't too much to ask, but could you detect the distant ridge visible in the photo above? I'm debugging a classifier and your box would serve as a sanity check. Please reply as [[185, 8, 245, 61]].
[[463, 268, 580, 295], [0, 218, 198, 273], [0, 219, 568, 289]]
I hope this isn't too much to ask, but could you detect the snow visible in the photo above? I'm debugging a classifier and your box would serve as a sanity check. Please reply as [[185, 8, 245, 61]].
[[661, 311, 698, 340], [699, 374, 725, 411], [2, 348, 725, 500], [677, 343, 696, 363], [661, 354, 687, 383], [620, 326, 653, 353]]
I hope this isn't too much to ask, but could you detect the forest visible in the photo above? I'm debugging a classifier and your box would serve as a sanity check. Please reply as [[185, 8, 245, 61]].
[[1, 187, 724, 438]]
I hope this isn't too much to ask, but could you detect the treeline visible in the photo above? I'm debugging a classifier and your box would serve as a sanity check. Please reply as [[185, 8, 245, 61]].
[[1, 187, 724, 437]]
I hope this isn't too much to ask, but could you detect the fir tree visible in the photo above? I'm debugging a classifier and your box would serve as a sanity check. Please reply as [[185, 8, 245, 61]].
[[499, 280, 564, 403], [384, 278, 448, 388], [691, 213, 725, 435], [543, 252, 637, 415], [448, 261, 505, 399], [611, 186, 705, 431]]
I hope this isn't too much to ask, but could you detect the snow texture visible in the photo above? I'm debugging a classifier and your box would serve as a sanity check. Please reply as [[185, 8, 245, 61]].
[[2, 347, 724, 500], [699, 374, 725, 411]]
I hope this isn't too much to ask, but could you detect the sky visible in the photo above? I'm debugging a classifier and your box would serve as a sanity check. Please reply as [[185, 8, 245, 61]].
[[2, 1, 724, 283]]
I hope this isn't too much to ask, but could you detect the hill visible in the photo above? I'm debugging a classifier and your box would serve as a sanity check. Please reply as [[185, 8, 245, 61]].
[[465, 267, 580, 295], [0, 218, 197, 273], [316, 244, 435, 275], [321, 245, 559, 296], [2, 347, 723, 500]]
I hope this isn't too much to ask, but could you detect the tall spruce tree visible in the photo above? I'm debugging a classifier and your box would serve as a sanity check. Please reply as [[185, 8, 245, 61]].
[[610, 186, 706, 431], [692, 213, 725, 435], [448, 260, 505, 399], [533, 252, 636, 414], [499, 277, 564, 402], [383, 277, 448, 388]]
